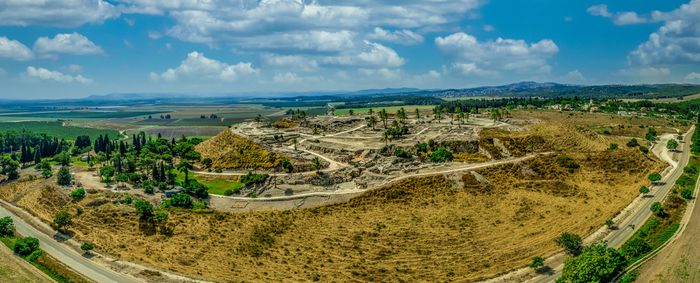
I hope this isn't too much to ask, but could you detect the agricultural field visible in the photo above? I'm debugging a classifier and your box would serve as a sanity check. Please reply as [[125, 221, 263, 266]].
[[0, 121, 119, 140]]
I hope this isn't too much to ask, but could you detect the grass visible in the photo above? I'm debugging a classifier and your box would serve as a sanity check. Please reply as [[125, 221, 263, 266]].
[[176, 171, 243, 195], [6, 111, 159, 119], [0, 121, 119, 141]]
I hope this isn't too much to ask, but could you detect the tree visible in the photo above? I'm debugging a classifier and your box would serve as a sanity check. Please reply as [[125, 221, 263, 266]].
[[429, 148, 453, 163], [530, 256, 545, 271], [645, 127, 657, 142], [365, 115, 378, 129], [80, 242, 95, 254], [57, 166, 72, 186], [177, 160, 193, 185], [681, 188, 693, 200], [0, 216, 14, 237], [626, 138, 639, 147], [605, 219, 615, 229], [281, 159, 294, 173], [70, 188, 86, 200], [619, 236, 650, 260], [311, 156, 322, 173], [666, 139, 678, 151], [52, 210, 72, 231], [348, 109, 354, 116], [134, 200, 154, 219], [559, 242, 626, 283], [378, 109, 388, 128], [555, 232, 583, 256], [651, 201, 665, 217], [1, 156, 20, 180], [13, 237, 40, 256], [648, 172, 662, 183], [609, 143, 618, 150], [639, 185, 650, 195], [415, 108, 420, 119], [201, 158, 213, 168], [100, 165, 116, 184], [640, 146, 650, 154]]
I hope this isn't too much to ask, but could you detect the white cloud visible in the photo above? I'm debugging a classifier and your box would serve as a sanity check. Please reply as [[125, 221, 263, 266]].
[[587, 4, 650, 25], [33, 33, 103, 57], [685, 72, 700, 81], [358, 68, 402, 80], [150, 51, 258, 82], [63, 64, 83, 73], [628, 0, 700, 65], [323, 41, 405, 67], [451, 63, 497, 77], [0, 1, 119, 27], [561, 70, 586, 83], [587, 4, 612, 17], [272, 72, 300, 83], [367, 27, 424, 45], [614, 12, 647, 25], [262, 54, 319, 71], [26, 66, 92, 84], [0, 36, 33, 60], [435, 32, 558, 75]]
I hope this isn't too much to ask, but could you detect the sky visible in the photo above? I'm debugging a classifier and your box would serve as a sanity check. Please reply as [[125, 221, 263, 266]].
[[1, 0, 700, 99]]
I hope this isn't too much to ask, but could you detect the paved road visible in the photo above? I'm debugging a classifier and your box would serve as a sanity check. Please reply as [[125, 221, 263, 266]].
[[527, 127, 694, 283], [0, 200, 140, 283]]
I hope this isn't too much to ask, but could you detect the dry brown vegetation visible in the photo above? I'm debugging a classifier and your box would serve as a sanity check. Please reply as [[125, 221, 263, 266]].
[[0, 111, 674, 282], [195, 130, 286, 169]]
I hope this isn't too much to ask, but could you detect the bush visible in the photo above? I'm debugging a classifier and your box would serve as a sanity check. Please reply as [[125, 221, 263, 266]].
[[429, 147, 453, 163], [184, 179, 209, 199], [394, 148, 412, 158], [555, 232, 583, 256], [224, 187, 241, 196], [240, 172, 269, 186], [620, 236, 651, 260], [609, 143, 618, 150], [171, 194, 193, 208], [639, 186, 650, 194], [648, 172, 662, 183], [70, 188, 86, 200], [134, 200, 154, 219], [640, 146, 650, 154], [529, 256, 545, 271], [681, 188, 693, 200], [13, 237, 40, 256], [80, 242, 95, 253], [0, 216, 14, 237], [651, 201, 665, 217], [626, 138, 639, 147], [556, 155, 580, 170]]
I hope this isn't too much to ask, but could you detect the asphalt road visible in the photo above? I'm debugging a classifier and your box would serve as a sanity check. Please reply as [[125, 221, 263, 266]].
[[530, 127, 694, 283], [0, 201, 140, 283]]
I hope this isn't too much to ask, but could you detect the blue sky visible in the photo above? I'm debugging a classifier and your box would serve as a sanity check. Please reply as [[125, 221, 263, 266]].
[[0, 0, 699, 99]]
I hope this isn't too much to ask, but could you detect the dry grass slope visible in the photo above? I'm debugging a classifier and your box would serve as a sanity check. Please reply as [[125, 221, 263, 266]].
[[195, 130, 286, 169]]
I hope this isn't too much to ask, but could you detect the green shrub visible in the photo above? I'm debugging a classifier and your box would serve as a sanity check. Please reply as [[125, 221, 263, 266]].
[[240, 172, 269, 186], [0, 216, 14, 237], [70, 188, 86, 200], [429, 147, 453, 163], [13, 237, 40, 256], [171, 194, 193, 208], [681, 188, 693, 200]]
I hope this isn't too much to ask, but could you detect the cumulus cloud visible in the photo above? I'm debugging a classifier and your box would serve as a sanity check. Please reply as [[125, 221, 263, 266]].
[[26, 66, 92, 84], [323, 41, 405, 67], [587, 4, 649, 25], [367, 27, 424, 45], [0, 36, 33, 60], [33, 33, 103, 57], [0, 1, 119, 27], [150, 51, 258, 82], [435, 32, 558, 76], [628, 0, 700, 65]]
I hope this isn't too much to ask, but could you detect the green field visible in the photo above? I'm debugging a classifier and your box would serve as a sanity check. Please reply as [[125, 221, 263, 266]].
[[334, 105, 436, 116], [176, 172, 243, 195], [0, 121, 120, 140], [5, 111, 159, 120]]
